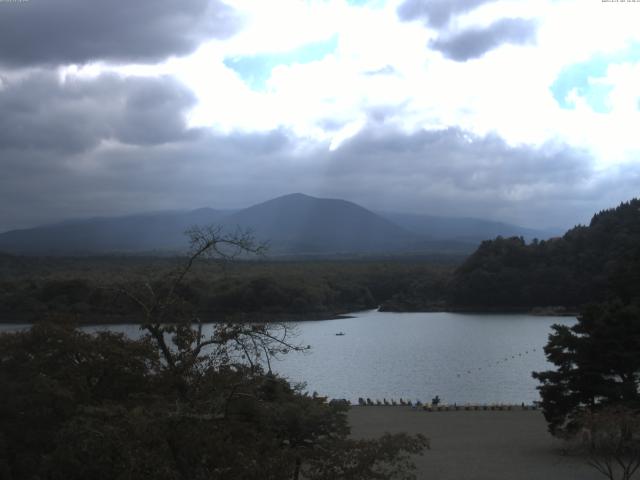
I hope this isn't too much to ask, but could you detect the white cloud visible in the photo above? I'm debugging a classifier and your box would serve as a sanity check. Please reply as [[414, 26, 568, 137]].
[[47, 1, 640, 172], [222, 0, 344, 55], [169, 0, 639, 166], [26, 0, 640, 209]]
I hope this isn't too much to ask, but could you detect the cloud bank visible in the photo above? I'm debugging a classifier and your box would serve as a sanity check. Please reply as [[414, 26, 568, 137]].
[[430, 18, 538, 61], [397, 0, 494, 28], [0, 68, 635, 233], [0, 0, 240, 67]]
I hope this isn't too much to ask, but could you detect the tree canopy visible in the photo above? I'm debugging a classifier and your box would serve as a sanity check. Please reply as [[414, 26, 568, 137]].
[[450, 199, 640, 309], [0, 226, 428, 480], [533, 301, 640, 436]]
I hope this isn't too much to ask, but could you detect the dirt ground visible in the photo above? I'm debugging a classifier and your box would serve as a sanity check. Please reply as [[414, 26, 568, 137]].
[[348, 407, 602, 480]]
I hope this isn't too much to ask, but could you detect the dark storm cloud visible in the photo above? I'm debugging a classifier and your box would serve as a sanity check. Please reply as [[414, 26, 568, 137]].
[[397, 0, 494, 28], [0, 71, 199, 154], [1, 108, 635, 233], [0, 133, 290, 233], [430, 18, 538, 61], [0, 0, 240, 67], [306, 128, 638, 229], [339, 128, 587, 187]]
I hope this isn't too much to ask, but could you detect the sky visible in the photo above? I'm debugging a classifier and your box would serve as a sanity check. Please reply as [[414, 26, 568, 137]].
[[1, 0, 639, 232]]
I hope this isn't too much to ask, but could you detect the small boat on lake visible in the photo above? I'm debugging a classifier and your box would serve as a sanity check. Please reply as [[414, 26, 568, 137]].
[[335, 332, 345, 336]]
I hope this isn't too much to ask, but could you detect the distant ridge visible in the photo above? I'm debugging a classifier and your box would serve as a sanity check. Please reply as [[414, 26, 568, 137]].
[[379, 211, 559, 244], [0, 208, 228, 255], [0, 193, 553, 256]]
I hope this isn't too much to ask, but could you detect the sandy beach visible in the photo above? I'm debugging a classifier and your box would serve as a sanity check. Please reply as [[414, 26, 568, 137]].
[[348, 407, 601, 480]]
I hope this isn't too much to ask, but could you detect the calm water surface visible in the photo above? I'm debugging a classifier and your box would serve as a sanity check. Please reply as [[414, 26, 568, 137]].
[[0, 310, 575, 405], [271, 310, 575, 405]]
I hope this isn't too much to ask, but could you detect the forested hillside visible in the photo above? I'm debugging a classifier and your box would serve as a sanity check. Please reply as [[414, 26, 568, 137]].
[[448, 199, 640, 309]]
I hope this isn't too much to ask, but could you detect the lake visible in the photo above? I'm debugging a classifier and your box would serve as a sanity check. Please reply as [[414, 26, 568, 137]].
[[0, 310, 574, 405], [270, 310, 574, 405]]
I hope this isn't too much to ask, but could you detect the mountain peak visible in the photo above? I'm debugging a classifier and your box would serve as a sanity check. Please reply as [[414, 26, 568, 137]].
[[267, 193, 319, 203], [221, 193, 415, 254], [280, 193, 314, 200]]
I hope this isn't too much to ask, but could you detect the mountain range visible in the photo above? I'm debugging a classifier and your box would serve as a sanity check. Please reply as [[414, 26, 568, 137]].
[[0, 193, 558, 256]]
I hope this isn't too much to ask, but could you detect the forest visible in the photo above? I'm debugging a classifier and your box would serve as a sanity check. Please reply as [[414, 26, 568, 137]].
[[448, 198, 640, 309], [0, 255, 453, 323], [1, 199, 639, 323]]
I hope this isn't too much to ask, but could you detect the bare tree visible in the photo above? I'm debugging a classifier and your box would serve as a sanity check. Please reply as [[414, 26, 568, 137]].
[[575, 406, 640, 480], [118, 225, 307, 378]]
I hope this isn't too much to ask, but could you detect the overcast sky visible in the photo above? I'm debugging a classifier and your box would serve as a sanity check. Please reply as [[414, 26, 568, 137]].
[[1, 0, 639, 232]]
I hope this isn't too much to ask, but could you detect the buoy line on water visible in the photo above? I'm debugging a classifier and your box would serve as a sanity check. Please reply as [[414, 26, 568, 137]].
[[351, 398, 539, 411], [454, 347, 540, 379]]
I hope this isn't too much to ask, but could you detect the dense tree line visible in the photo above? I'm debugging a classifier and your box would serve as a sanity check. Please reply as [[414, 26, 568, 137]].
[[0, 258, 453, 322], [449, 199, 640, 309]]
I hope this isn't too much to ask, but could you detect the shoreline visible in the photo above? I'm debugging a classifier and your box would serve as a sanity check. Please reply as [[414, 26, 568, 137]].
[[348, 406, 599, 480], [0, 311, 356, 326], [0, 306, 577, 325], [349, 403, 538, 411], [380, 305, 579, 317]]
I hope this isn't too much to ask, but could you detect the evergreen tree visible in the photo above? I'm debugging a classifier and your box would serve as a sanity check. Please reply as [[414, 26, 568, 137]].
[[533, 301, 640, 436]]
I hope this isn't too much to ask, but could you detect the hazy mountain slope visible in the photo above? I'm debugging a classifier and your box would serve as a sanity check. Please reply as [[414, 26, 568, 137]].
[[0, 208, 228, 254], [380, 212, 558, 243], [0, 193, 550, 256], [220, 193, 418, 253]]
